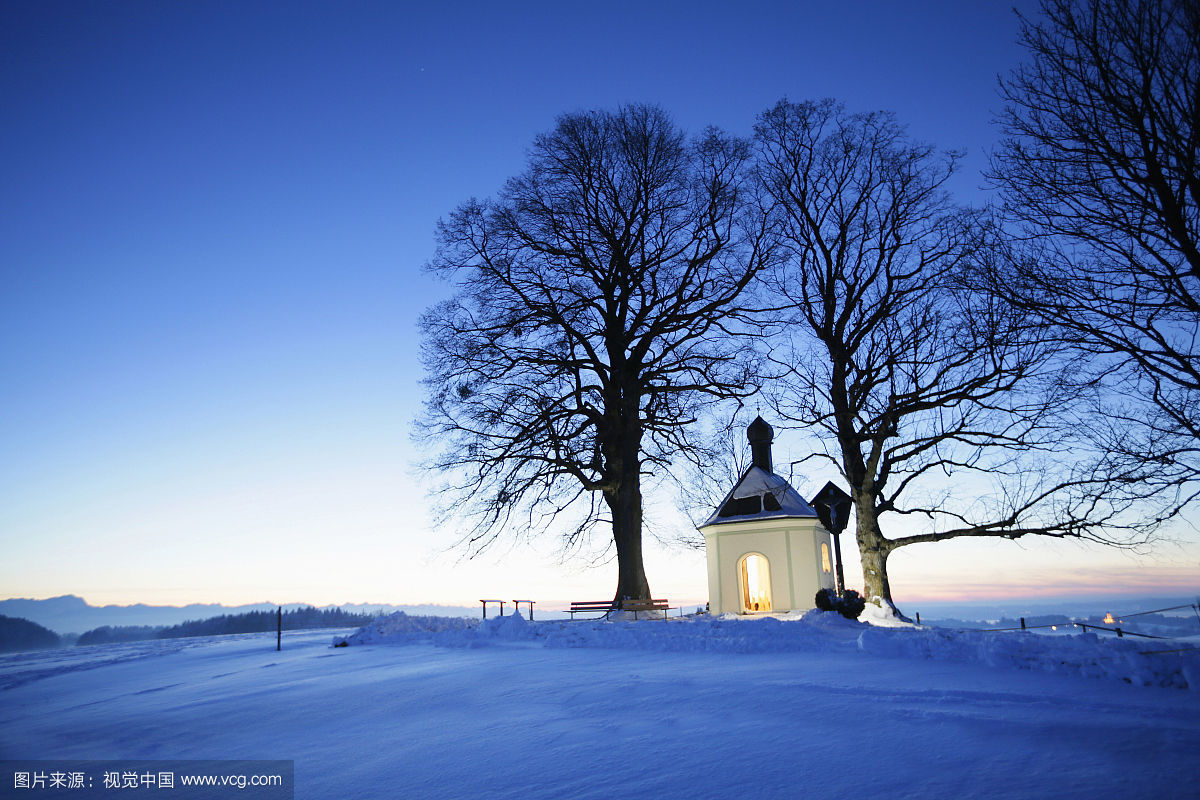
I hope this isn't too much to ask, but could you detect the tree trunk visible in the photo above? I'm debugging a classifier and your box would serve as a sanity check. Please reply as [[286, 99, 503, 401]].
[[853, 495, 910, 621], [604, 401, 652, 603], [607, 478, 652, 603]]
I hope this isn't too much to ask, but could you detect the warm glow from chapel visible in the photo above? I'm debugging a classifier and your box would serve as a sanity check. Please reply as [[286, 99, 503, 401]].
[[740, 553, 772, 613]]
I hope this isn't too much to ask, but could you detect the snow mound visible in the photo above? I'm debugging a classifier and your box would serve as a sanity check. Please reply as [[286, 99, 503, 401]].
[[799, 608, 866, 628], [334, 611, 477, 646], [859, 599, 915, 628], [338, 609, 1199, 689], [857, 626, 1197, 689], [479, 610, 533, 640]]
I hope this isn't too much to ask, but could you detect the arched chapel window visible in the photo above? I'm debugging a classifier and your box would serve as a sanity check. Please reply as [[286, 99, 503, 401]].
[[739, 553, 772, 613]]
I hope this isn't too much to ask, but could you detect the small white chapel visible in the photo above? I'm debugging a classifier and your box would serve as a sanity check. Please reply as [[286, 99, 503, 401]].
[[699, 417, 836, 615]]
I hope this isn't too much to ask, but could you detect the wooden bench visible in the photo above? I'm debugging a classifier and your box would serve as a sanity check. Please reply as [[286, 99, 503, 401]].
[[481, 599, 537, 620], [479, 599, 505, 619], [568, 600, 616, 619], [568, 599, 674, 620], [621, 599, 672, 621]]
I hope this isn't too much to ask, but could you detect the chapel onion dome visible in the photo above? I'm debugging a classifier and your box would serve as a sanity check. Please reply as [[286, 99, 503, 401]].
[[747, 415, 773, 443], [747, 415, 774, 471]]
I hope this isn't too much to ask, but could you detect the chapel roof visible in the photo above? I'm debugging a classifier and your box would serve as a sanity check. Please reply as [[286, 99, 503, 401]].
[[701, 464, 818, 527]]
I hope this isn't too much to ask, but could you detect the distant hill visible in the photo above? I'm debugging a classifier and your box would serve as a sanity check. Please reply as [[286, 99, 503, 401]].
[[0, 615, 61, 653], [0, 595, 277, 635], [0, 595, 478, 635]]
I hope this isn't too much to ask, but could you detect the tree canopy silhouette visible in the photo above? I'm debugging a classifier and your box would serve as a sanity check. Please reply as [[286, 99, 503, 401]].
[[420, 104, 771, 602], [756, 99, 1169, 614]]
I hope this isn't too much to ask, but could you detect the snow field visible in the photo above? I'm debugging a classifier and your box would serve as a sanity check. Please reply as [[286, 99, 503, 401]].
[[344, 609, 1198, 690], [1, 615, 1197, 799]]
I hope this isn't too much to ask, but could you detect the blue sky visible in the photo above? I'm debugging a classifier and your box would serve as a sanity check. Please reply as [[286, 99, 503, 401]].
[[2, 0, 1195, 608]]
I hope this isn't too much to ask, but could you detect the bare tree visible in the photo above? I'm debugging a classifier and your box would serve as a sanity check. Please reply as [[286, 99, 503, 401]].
[[989, 0, 1200, 508], [755, 99, 1166, 615], [419, 105, 771, 603]]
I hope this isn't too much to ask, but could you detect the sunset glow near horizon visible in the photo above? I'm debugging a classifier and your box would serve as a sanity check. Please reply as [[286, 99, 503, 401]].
[[2, 1, 1196, 611]]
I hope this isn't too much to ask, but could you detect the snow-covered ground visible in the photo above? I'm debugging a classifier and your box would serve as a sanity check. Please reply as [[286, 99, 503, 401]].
[[2, 611, 1197, 799]]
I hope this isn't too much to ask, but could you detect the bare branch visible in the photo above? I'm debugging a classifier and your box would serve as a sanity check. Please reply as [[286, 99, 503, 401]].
[[988, 0, 1200, 503], [755, 97, 1176, 610]]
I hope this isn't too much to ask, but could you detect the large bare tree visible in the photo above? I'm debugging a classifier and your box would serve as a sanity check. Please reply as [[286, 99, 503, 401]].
[[989, 0, 1200, 508], [755, 99, 1166, 615], [420, 105, 771, 603]]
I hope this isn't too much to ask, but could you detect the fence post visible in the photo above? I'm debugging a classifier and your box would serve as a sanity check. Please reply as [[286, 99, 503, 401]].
[[1020, 617, 1026, 630], [915, 612, 920, 625], [1116, 627, 1123, 638], [276, 607, 282, 651]]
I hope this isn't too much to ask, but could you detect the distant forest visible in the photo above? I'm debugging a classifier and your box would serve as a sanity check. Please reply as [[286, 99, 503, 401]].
[[0, 614, 61, 652], [76, 606, 374, 646]]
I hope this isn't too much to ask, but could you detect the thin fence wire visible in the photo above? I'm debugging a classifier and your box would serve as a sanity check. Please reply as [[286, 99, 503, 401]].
[[939, 602, 1200, 645], [1117, 603, 1199, 618]]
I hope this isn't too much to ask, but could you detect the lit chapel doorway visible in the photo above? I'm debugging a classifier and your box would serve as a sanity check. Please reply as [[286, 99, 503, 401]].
[[739, 553, 772, 614]]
